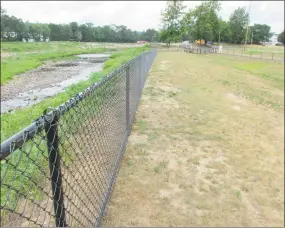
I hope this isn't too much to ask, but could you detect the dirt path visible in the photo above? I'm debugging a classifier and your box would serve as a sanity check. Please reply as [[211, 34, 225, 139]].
[[103, 52, 284, 226]]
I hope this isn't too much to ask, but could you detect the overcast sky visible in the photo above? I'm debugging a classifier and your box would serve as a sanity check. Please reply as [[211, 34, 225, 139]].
[[2, 1, 284, 33]]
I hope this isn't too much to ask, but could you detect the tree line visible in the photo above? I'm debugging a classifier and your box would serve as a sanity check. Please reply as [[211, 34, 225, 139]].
[[160, 0, 284, 45], [1, 3, 284, 45], [0, 8, 159, 43]]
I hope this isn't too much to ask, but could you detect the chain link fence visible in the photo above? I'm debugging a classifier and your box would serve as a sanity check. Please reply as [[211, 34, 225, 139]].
[[183, 47, 284, 62], [0, 49, 157, 227], [151, 44, 284, 62]]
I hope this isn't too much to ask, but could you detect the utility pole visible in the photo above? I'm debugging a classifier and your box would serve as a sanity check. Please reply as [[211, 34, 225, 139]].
[[251, 32, 253, 45], [245, 0, 252, 45]]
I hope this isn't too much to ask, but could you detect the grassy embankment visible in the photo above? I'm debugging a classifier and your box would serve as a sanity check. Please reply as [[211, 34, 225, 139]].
[[1, 41, 118, 84]]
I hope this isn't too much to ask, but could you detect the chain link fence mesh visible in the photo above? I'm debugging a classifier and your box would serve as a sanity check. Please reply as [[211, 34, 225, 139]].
[[151, 44, 284, 62], [182, 46, 284, 62], [0, 49, 157, 227]]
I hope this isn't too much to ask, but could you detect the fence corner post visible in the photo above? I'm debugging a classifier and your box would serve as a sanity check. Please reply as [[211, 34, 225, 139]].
[[126, 65, 130, 134], [45, 110, 67, 227]]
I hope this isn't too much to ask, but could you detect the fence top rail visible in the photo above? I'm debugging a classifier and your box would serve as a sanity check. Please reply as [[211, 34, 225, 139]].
[[0, 49, 156, 160]]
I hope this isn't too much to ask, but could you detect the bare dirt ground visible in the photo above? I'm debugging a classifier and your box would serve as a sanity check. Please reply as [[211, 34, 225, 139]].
[[103, 52, 284, 226]]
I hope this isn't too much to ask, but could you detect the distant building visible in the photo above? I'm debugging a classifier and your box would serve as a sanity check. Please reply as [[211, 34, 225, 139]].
[[269, 33, 279, 46]]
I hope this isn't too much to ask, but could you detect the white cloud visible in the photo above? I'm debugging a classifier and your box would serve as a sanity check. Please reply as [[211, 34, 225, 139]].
[[1, 1, 284, 33]]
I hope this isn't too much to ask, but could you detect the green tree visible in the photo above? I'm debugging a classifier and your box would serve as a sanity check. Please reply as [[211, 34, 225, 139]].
[[278, 31, 284, 44], [21, 22, 30, 41], [114, 25, 128, 42], [49, 23, 62, 41], [59, 24, 72, 41], [101, 25, 117, 42], [140, 29, 158, 42], [75, 30, 82, 41], [181, 8, 195, 41], [1, 8, 158, 43], [93, 26, 105, 42], [1, 8, 9, 40], [218, 19, 232, 43], [1, 11, 26, 41], [182, 0, 221, 44], [29, 23, 43, 41], [160, 0, 185, 45], [41, 24, 50, 41], [69, 22, 80, 41], [248, 24, 272, 44], [79, 24, 93, 42], [229, 7, 249, 44]]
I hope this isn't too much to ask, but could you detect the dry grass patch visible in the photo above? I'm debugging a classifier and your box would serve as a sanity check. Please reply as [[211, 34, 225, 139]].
[[103, 52, 284, 227]]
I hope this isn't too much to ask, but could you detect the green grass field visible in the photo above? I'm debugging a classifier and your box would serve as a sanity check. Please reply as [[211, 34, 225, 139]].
[[1, 41, 84, 52]]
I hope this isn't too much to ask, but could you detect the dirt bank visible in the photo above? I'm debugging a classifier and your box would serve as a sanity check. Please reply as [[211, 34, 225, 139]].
[[2, 60, 92, 100], [1, 54, 110, 113]]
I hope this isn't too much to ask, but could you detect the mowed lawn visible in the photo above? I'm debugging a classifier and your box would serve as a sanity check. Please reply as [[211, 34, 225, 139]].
[[103, 52, 284, 226]]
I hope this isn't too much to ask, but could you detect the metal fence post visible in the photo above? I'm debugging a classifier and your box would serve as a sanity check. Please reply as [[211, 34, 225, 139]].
[[140, 55, 144, 93], [126, 65, 130, 133], [138, 55, 141, 93], [141, 54, 143, 87], [45, 111, 67, 227]]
